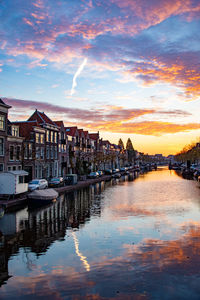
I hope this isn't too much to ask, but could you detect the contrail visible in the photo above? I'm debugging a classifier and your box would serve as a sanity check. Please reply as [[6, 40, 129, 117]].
[[70, 58, 87, 95]]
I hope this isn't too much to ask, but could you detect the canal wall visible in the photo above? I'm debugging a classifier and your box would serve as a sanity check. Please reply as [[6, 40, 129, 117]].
[[0, 168, 140, 211]]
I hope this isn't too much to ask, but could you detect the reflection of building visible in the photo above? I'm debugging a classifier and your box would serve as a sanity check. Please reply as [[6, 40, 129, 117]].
[[0, 207, 28, 286], [0, 251, 11, 287], [0, 208, 28, 235], [0, 182, 105, 286]]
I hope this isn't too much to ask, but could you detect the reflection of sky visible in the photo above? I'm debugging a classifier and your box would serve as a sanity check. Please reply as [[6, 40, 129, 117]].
[[2, 167, 200, 298]]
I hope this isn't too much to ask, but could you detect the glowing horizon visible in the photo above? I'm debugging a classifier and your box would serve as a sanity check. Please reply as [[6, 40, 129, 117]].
[[0, 0, 200, 155]]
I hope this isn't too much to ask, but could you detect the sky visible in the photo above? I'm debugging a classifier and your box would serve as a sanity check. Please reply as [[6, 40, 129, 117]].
[[0, 0, 200, 155]]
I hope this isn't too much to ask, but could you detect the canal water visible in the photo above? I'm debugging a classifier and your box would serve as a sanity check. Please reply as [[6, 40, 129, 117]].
[[1, 167, 200, 299]]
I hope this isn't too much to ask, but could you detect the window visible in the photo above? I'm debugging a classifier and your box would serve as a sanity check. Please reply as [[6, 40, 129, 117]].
[[36, 147, 40, 159], [7, 166, 11, 171], [0, 115, 5, 130], [51, 146, 54, 159], [36, 133, 40, 143], [41, 134, 44, 144], [35, 164, 39, 178], [0, 138, 4, 155], [29, 143, 32, 159], [0, 163, 3, 172], [41, 148, 44, 160], [16, 146, 21, 161], [51, 131, 54, 143], [19, 176, 24, 184], [18, 166, 22, 170], [9, 146, 14, 160], [46, 130, 49, 142], [54, 146, 57, 159], [12, 126, 19, 137], [46, 146, 50, 159], [24, 144, 28, 159]]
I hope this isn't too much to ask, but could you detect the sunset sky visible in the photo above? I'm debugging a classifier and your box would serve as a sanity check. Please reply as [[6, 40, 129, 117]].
[[0, 0, 200, 155]]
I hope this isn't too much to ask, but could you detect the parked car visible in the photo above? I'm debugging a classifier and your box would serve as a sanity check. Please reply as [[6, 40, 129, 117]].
[[97, 170, 104, 177], [48, 177, 64, 187], [120, 167, 127, 172], [28, 179, 48, 191], [63, 174, 78, 185], [112, 173, 121, 178], [112, 168, 119, 174], [105, 169, 113, 175], [88, 172, 99, 179]]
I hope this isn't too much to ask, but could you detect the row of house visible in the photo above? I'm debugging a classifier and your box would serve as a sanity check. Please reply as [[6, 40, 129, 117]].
[[0, 99, 128, 181]]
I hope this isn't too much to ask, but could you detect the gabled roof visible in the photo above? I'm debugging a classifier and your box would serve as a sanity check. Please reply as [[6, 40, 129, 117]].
[[83, 130, 89, 138], [78, 128, 84, 137], [89, 133, 99, 140], [28, 109, 57, 127], [101, 140, 111, 146], [65, 126, 78, 136], [0, 98, 11, 109], [54, 120, 64, 129]]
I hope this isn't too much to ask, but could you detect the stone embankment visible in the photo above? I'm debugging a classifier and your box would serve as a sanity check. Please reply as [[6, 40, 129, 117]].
[[0, 168, 140, 211]]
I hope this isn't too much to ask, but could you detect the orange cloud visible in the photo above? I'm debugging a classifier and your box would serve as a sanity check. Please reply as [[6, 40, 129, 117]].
[[125, 60, 200, 100], [4, 97, 199, 136], [78, 121, 200, 136]]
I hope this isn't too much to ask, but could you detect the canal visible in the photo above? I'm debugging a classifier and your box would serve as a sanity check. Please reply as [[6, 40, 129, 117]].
[[1, 167, 200, 299]]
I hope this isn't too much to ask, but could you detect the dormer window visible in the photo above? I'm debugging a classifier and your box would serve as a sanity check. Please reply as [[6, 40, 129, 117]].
[[12, 126, 19, 137]]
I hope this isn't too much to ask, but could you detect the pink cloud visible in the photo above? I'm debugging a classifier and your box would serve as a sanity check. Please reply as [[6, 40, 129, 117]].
[[3, 97, 199, 136]]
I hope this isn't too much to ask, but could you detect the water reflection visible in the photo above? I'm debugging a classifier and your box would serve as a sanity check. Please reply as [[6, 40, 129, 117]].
[[71, 231, 90, 272], [1, 168, 200, 299]]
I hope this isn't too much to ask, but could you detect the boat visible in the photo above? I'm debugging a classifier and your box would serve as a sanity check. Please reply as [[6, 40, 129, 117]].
[[28, 188, 58, 206], [112, 173, 121, 178]]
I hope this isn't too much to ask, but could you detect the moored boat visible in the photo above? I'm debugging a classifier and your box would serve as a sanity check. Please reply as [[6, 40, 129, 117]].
[[28, 188, 58, 206]]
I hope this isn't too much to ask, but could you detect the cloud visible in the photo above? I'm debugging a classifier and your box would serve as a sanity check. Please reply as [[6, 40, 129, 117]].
[[3, 97, 199, 136], [1, 0, 200, 99], [84, 120, 200, 136]]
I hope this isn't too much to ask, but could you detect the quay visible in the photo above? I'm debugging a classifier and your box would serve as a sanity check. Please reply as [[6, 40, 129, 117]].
[[54, 174, 112, 193], [0, 169, 140, 211]]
